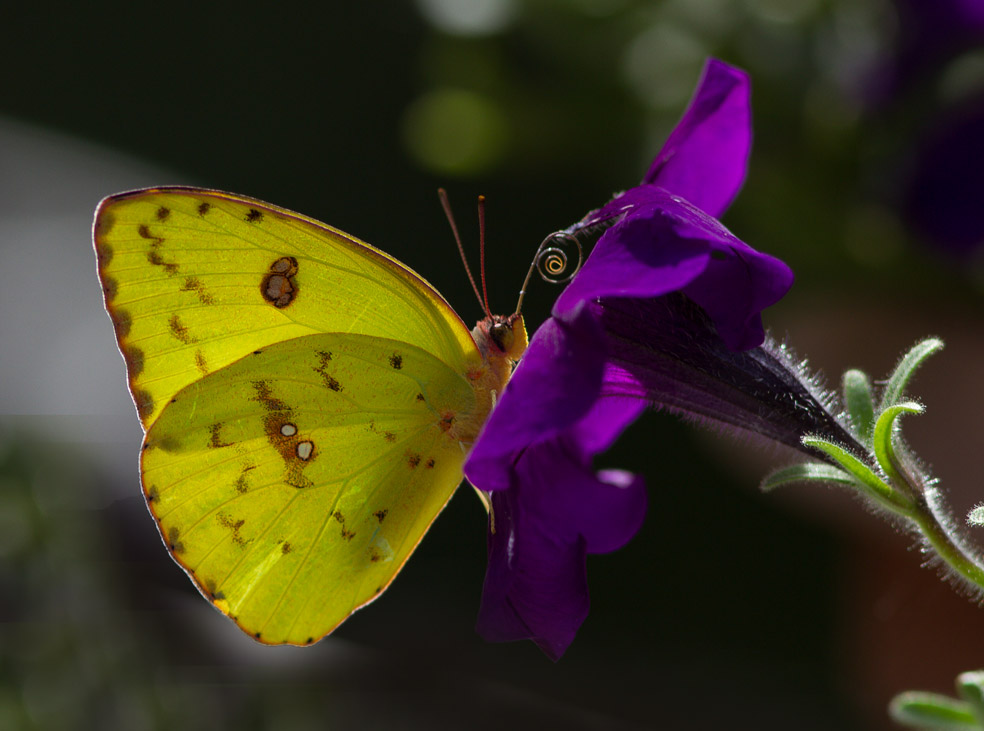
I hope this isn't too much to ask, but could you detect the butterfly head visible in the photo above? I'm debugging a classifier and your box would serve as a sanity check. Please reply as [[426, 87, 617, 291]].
[[476, 313, 527, 362]]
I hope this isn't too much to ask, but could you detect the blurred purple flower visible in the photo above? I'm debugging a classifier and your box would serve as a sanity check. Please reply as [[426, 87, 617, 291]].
[[875, 0, 984, 258], [464, 59, 798, 659], [887, 0, 984, 98], [904, 96, 984, 258]]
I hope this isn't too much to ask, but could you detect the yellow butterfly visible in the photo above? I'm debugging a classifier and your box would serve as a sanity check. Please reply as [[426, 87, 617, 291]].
[[93, 187, 526, 645]]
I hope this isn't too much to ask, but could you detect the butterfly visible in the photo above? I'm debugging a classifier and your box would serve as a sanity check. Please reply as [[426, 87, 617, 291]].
[[93, 187, 527, 645]]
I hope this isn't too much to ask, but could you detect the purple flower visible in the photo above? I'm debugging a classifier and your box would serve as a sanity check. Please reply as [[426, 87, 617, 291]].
[[882, 0, 984, 259], [464, 59, 795, 659]]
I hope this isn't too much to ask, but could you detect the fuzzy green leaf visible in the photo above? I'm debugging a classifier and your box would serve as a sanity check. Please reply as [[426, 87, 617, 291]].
[[958, 671, 984, 727], [801, 436, 910, 513], [889, 691, 978, 729], [761, 462, 855, 492], [843, 368, 876, 443], [881, 338, 944, 410], [873, 402, 924, 488]]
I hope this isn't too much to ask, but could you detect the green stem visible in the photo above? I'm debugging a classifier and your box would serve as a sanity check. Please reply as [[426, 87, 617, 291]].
[[908, 490, 984, 592]]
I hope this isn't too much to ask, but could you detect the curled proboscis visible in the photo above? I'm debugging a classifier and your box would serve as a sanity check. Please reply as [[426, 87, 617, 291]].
[[514, 230, 586, 315], [535, 231, 582, 285]]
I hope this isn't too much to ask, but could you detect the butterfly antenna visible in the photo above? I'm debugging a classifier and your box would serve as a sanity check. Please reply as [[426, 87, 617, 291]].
[[477, 195, 492, 319], [439, 188, 489, 318]]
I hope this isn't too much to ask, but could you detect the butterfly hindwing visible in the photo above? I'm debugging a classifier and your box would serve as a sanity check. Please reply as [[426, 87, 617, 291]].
[[142, 332, 475, 645]]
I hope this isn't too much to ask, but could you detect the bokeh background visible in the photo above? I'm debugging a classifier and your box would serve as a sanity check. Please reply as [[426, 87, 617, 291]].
[[3, 0, 984, 728]]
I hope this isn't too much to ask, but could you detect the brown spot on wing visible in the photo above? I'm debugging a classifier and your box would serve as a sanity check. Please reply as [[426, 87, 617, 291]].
[[181, 277, 215, 305], [151, 432, 180, 452], [313, 351, 342, 392], [146, 249, 179, 276], [133, 389, 154, 420], [281, 541, 292, 554], [195, 350, 208, 374], [253, 382, 313, 488], [146, 485, 159, 503], [217, 513, 248, 548], [253, 380, 290, 413], [389, 353, 403, 370], [406, 452, 421, 469], [203, 579, 225, 601], [368, 421, 399, 443], [140, 225, 178, 275], [332, 509, 355, 540], [234, 465, 255, 494], [110, 309, 132, 338], [156, 206, 170, 221], [416, 393, 426, 402], [426, 458, 435, 469], [373, 509, 388, 524], [246, 208, 263, 223], [137, 224, 160, 242], [95, 210, 116, 238], [197, 202, 211, 216], [102, 276, 119, 302], [208, 423, 231, 448], [123, 344, 145, 378], [95, 240, 113, 266], [168, 314, 195, 344], [167, 526, 185, 553], [261, 256, 298, 308]]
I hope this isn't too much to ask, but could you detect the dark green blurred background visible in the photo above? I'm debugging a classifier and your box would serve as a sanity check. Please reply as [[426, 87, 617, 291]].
[[3, 1, 984, 729]]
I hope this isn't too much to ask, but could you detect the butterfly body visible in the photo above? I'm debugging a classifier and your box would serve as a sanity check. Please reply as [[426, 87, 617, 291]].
[[93, 187, 526, 644]]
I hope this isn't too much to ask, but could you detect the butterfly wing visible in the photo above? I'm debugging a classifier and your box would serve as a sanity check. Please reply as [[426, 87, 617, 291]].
[[94, 188, 488, 643], [143, 333, 473, 644], [93, 187, 481, 429]]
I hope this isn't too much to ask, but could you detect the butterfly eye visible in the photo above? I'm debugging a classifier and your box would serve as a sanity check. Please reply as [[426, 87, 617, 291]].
[[489, 320, 514, 353]]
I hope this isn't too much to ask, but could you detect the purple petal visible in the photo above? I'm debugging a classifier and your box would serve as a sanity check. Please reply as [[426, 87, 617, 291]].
[[554, 190, 710, 315], [476, 435, 646, 660], [477, 488, 588, 662], [681, 231, 794, 351], [644, 58, 751, 218], [570, 391, 646, 456], [556, 190, 792, 351], [464, 305, 605, 493]]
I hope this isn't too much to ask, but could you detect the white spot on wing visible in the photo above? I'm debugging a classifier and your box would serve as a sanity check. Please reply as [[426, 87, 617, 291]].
[[369, 532, 394, 563]]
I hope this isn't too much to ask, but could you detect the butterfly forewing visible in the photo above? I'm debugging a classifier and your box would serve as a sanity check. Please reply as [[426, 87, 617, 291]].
[[141, 332, 474, 645], [94, 187, 480, 430]]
